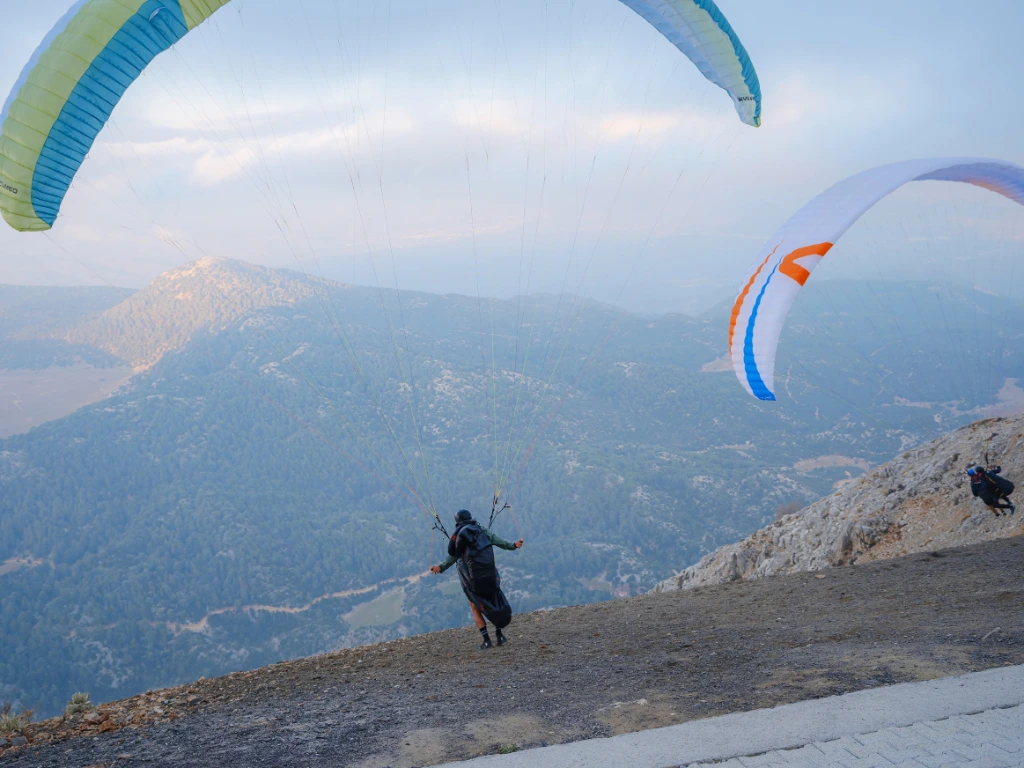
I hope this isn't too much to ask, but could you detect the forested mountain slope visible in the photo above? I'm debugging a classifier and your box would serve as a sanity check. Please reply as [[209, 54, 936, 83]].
[[15, 258, 319, 369], [2, 258, 1024, 716]]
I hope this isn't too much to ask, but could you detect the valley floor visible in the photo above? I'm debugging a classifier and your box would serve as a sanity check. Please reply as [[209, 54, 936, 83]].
[[0, 364, 132, 437], [3, 536, 1023, 767]]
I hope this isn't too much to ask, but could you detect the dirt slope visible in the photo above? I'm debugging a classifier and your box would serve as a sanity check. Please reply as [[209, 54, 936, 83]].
[[2, 537, 1022, 767]]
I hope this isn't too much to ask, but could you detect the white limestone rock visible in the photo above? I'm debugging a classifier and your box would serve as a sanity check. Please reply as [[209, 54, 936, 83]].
[[654, 414, 1024, 593]]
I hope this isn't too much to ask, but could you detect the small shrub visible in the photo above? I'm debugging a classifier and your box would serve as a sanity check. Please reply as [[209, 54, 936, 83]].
[[64, 692, 94, 717], [0, 703, 32, 735], [0, 714, 22, 736], [496, 744, 520, 754], [775, 501, 803, 521]]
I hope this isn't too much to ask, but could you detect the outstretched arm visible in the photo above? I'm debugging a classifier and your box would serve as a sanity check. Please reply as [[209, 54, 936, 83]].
[[487, 530, 524, 550], [430, 554, 458, 575]]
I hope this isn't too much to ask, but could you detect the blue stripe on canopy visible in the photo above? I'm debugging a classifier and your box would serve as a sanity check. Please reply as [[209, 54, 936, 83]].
[[32, 1, 189, 226], [742, 263, 778, 401]]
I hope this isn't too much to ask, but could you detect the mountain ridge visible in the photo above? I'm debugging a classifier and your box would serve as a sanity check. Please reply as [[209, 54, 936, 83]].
[[655, 413, 1024, 593], [14, 258, 327, 369]]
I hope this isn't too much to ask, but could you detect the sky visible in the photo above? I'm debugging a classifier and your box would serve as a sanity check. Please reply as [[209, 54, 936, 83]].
[[2, 0, 1024, 315]]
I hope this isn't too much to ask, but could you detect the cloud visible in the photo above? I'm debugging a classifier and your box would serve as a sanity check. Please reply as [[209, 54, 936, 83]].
[[450, 98, 530, 140], [105, 136, 215, 159], [190, 145, 258, 186], [766, 70, 909, 132], [62, 224, 102, 242], [136, 87, 322, 135], [394, 218, 520, 247], [597, 108, 727, 143], [100, 125, 370, 188]]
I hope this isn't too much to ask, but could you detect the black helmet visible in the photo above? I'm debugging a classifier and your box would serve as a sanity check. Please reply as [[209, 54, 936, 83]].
[[454, 509, 473, 525]]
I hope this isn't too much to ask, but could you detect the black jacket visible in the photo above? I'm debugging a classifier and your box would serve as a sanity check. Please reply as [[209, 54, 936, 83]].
[[437, 520, 518, 575], [971, 467, 1014, 501]]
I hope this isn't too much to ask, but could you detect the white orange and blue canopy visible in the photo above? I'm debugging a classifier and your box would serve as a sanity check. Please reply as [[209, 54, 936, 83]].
[[730, 158, 1024, 401]]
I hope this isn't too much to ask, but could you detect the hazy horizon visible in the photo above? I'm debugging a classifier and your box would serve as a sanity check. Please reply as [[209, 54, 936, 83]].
[[3, 1, 1024, 315]]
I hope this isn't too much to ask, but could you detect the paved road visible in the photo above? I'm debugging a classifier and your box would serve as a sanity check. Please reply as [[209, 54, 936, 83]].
[[441, 664, 1024, 768], [688, 704, 1024, 767]]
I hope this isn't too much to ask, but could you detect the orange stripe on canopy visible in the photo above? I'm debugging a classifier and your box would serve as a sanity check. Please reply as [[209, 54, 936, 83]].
[[778, 242, 833, 286], [729, 243, 778, 356]]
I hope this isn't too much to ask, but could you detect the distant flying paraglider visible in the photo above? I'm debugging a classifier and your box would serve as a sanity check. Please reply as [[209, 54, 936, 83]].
[[730, 158, 1024, 401], [622, 0, 761, 127], [0, 0, 761, 234]]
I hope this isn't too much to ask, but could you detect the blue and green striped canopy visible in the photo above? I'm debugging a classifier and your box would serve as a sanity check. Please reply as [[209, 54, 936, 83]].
[[0, 0, 230, 232]]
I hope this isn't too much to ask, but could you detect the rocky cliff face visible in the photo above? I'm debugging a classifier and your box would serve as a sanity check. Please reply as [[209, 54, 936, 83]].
[[654, 414, 1024, 592]]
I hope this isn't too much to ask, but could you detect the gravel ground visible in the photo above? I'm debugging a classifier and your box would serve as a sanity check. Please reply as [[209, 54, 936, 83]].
[[2, 536, 1022, 767]]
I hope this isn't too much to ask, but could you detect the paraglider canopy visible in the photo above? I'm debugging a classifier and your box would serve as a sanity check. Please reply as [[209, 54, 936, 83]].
[[730, 158, 1024, 401]]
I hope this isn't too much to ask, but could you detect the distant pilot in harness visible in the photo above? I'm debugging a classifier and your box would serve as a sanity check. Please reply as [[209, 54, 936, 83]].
[[968, 465, 1016, 516], [430, 509, 523, 649]]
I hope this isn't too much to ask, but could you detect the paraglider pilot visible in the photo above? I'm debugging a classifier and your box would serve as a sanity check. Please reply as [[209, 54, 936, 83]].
[[968, 465, 1016, 516], [430, 510, 523, 649]]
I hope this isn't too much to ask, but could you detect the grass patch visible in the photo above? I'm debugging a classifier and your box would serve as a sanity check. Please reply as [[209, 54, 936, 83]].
[[344, 589, 404, 629], [578, 576, 612, 594], [496, 744, 520, 754]]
